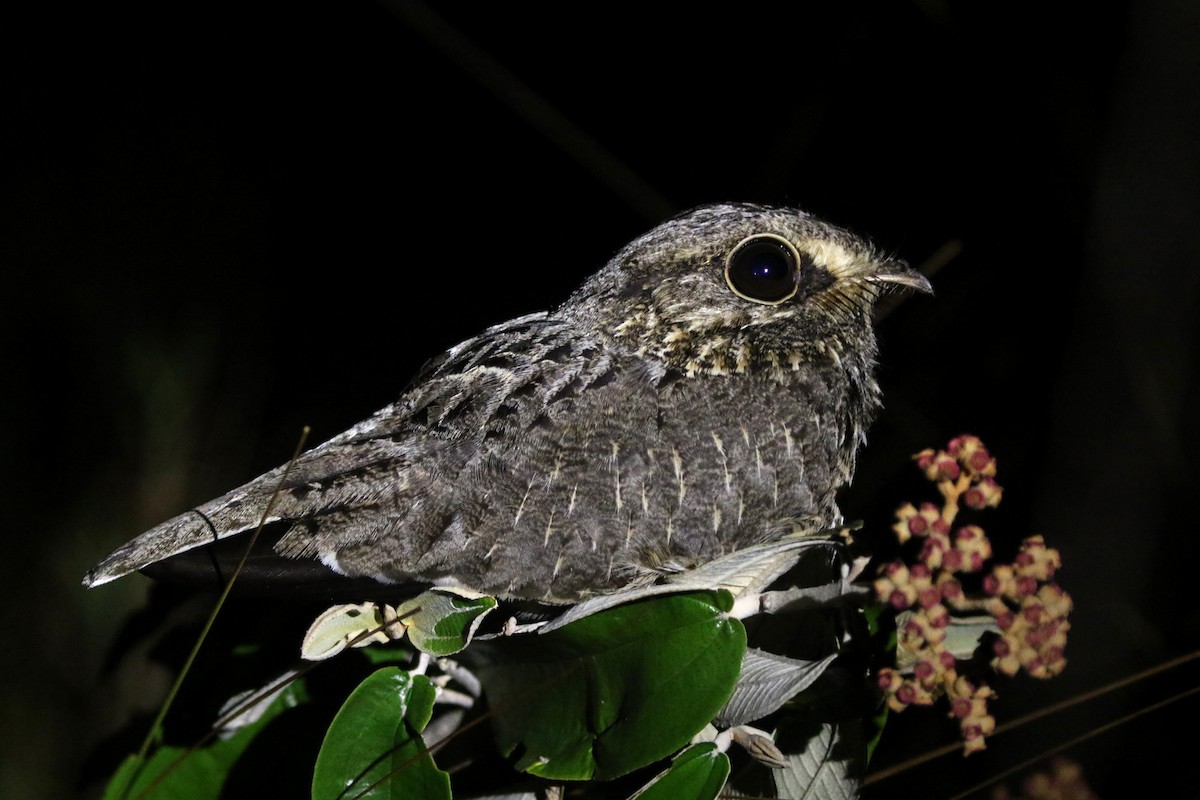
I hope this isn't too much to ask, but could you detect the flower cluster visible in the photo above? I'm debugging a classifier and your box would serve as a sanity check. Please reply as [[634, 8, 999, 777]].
[[991, 757, 1098, 800], [872, 436, 1071, 754]]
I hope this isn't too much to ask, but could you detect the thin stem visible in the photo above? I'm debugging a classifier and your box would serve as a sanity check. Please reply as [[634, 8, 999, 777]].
[[117, 427, 311, 800]]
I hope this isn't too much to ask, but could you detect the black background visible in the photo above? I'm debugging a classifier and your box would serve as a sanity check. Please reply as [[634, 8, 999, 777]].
[[4, 1, 1198, 797]]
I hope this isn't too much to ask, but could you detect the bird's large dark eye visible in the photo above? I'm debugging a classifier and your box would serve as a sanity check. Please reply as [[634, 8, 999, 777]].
[[724, 234, 801, 304]]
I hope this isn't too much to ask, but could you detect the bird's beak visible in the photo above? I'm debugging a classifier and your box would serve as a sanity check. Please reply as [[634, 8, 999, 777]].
[[868, 259, 934, 295]]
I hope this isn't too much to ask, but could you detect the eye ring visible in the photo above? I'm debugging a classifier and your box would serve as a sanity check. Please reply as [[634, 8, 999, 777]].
[[723, 233, 802, 305]]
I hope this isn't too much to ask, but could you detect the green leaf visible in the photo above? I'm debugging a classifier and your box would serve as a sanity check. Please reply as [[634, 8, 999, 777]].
[[627, 742, 730, 800], [476, 590, 746, 781], [312, 667, 451, 800], [771, 718, 864, 800], [103, 679, 308, 800], [395, 590, 498, 657], [715, 649, 838, 726]]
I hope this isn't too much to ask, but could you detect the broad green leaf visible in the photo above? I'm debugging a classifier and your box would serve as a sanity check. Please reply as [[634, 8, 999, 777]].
[[103, 679, 308, 800], [627, 742, 730, 800], [312, 668, 450, 800], [395, 590, 498, 656], [476, 590, 746, 781]]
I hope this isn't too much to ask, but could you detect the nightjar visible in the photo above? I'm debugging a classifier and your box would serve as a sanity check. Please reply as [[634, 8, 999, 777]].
[[84, 203, 930, 604]]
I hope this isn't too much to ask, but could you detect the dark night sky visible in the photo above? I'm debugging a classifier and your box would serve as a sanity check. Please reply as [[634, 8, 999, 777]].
[[3, 2, 1198, 797]]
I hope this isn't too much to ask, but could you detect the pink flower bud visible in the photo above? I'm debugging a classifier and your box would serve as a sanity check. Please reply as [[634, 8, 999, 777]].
[[925, 604, 951, 628], [951, 697, 972, 718], [913, 659, 936, 681], [939, 577, 963, 600], [935, 456, 960, 480], [967, 449, 993, 473], [941, 547, 963, 571], [918, 587, 942, 609]]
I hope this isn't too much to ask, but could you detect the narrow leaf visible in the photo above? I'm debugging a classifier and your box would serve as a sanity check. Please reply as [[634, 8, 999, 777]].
[[103, 680, 308, 800], [627, 742, 730, 800]]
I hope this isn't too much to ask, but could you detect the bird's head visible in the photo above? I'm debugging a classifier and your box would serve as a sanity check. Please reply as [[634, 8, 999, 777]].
[[562, 202, 931, 379]]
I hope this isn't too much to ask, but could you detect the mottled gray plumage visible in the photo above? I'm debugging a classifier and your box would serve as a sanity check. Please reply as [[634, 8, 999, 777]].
[[84, 203, 930, 603]]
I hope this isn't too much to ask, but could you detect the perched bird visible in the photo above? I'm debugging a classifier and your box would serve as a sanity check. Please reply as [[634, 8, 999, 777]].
[[84, 203, 930, 604]]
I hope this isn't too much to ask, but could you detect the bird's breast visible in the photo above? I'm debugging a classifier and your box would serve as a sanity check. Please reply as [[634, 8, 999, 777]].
[[455, 367, 850, 602]]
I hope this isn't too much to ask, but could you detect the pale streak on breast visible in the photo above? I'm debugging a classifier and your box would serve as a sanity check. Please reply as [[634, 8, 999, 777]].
[[612, 441, 623, 512], [513, 479, 535, 526], [567, 485, 578, 517], [543, 509, 556, 546], [672, 448, 686, 509], [546, 453, 563, 488], [711, 432, 731, 492], [712, 502, 722, 533]]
